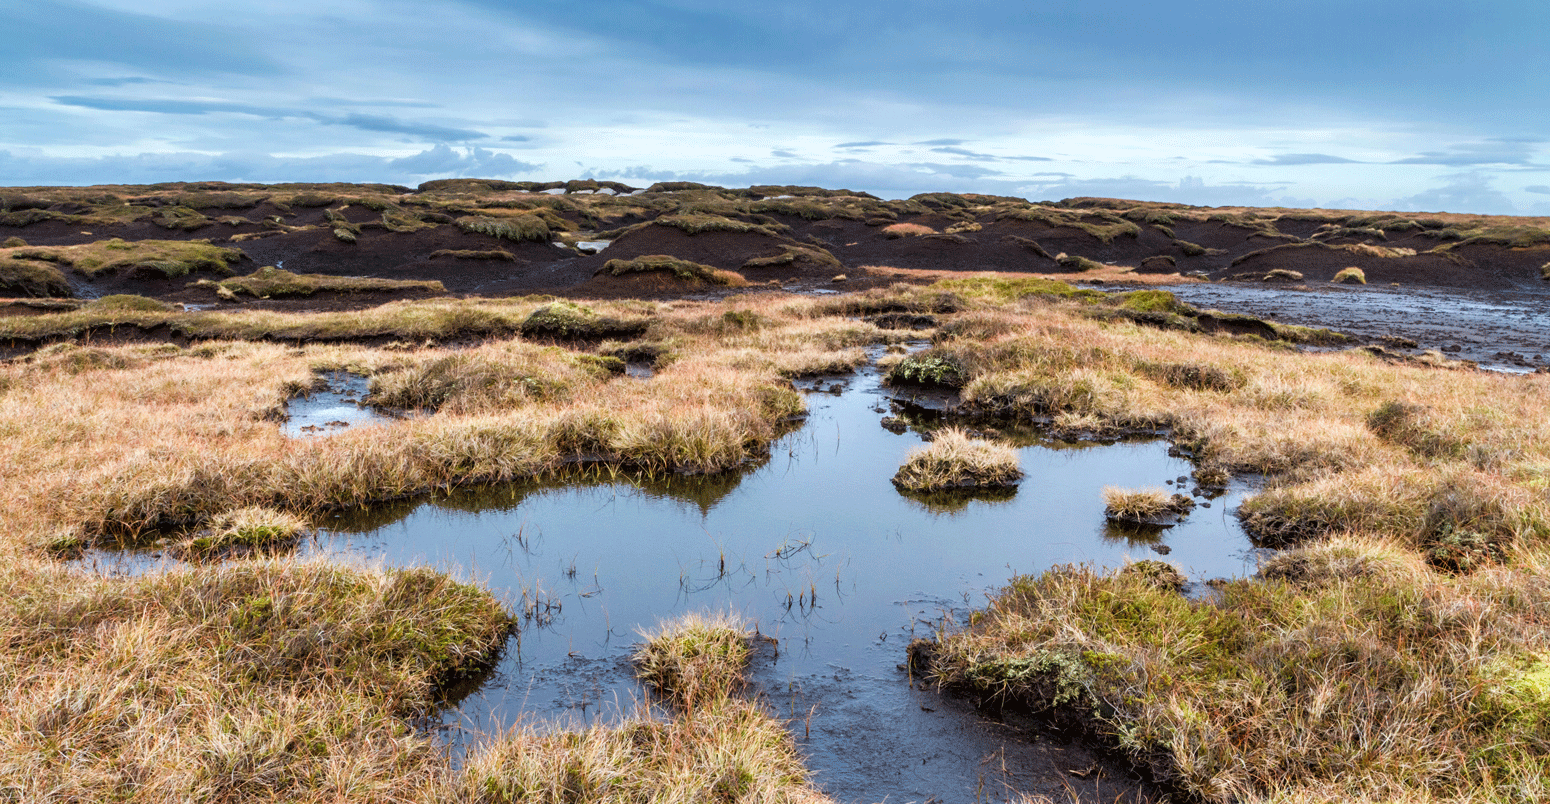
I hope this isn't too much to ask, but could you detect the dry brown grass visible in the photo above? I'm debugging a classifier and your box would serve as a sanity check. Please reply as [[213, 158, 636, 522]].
[[881, 222, 935, 238], [892, 428, 1022, 492], [5, 275, 1550, 802]]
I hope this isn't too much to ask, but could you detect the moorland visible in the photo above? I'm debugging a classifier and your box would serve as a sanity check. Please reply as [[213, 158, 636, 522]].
[[1, 179, 1548, 803]]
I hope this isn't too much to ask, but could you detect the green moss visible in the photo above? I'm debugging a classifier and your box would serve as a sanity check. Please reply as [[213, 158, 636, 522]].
[[518, 300, 648, 340]]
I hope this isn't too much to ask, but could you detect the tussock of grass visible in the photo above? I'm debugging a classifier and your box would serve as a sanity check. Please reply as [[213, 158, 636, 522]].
[[0, 557, 511, 801], [882, 222, 936, 238], [1054, 252, 1105, 272], [997, 206, 1142, 244], [1264, 268, 1305, 281], [456, 214, 551, 242], [367, 341, 618, 413], [1101, 487, 1178, 522], [0, 256, 71, 297], [429, 249, 515, 261], [9, 238, 245, 279], [203, 266, 446, 299], [184, 505, 309, 557], [604, 254, 747, 285], [519, 299, 652, 339], [920, 553, 1550, 802], [1333, 266, 1367, 284], [634, 612, 750, 706], [892, 428, 1022, 492]]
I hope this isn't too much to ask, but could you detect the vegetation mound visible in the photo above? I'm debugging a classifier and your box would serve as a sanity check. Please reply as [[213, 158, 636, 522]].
[[892, 428, 1023, 492], [603, 254, 747, 285]]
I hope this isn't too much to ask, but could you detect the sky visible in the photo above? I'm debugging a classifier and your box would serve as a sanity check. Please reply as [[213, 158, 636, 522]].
[[3, 0, 1549, 214]]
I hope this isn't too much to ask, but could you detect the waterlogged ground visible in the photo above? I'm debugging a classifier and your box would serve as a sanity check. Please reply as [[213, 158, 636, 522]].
[[1165, 282, 1550, 372], [271, 359, 1248, 804]]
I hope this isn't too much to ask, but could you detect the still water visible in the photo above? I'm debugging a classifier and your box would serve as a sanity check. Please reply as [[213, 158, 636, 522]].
[[300, 359, 1258, 803]]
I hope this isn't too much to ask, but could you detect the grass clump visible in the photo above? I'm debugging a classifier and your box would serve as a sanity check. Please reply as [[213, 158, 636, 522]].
[[634, 612, 751, 706], [882, 222, 936, 238], [518, 300, 650, 340], [430, 249, 515, 261], [184, 505, 309, 557], [886, 348, 971, 388], [931, 275, 1103, 304], [1333, 266, 1367, 284], [13, 238, 245, 279], [1054, 252, 1106, 272], [920, 555, 1550, 802], [86, 294, 174, 312], [1263, 268, 1305, 281], [0, 256, 71, 297], [457, 610, 825, 804], [1102, 486, 1193, 526], [204, 266, 445, 299], [604, 254, 747, 286], [367, 342, 616, 413], [652, 214, 786, 237], [892, 428, 1022, 492], [456, 214, 551, 242]]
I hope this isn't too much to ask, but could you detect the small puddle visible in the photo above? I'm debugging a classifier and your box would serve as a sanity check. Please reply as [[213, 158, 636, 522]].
[[283, 372, 395, 438], [573, 240, 611, 254], [302, 358, 1254, 802]]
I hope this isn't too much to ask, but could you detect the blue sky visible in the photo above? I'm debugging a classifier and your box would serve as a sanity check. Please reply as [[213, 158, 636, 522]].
[[3, 0, 1548, 213]]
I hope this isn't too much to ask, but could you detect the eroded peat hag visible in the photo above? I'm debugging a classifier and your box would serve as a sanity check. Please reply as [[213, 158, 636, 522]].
[[5, 252, 1550, 802]]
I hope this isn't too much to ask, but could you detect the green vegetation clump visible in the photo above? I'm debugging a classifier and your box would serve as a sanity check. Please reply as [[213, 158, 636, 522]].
[[921, 558, 1550, 802], [0, 257, 71, 297], [367, 345, 614, 413], [1055, 253, 1106, 272], [86, 294, 175, 312], [1264, 268, 1305, 281], [651, 214, 788, 237], [604, 254, 747, 285], [518, 300, 650, 340], [456, 214, 551, 242], [740, 244, 841, 271], [893, 428, 1023, 492], [204, 266, 445, 299], [152, 206, 211, 231], [931, 276, 1103, 304], [184, 506, 309, 557], [1333, 266, 1368, 284], [633, 613, 750, 705], [887, 349, 971, 388], [998, 205, 1142, 244], [15, 239, 245, 279], [429, 249, 515, 261], [2, 237, 27, 247]]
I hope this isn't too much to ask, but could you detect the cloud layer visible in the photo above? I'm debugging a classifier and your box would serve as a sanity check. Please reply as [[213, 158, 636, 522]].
[[2, 0, 1548, 213]]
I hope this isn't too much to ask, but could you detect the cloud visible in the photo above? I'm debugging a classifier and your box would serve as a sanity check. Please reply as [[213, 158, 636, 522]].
[[771, 150, 797, 158], [1390, 140, 1541, 166], [0, 0, 282, 83], [930, 146, 1052, 162], [915, 139, 970, 146], [1390, 173, 1517, 214], [1525, 185, 1550, 194], [49, 96, 486, 141], [0, 146, 541, 186], [1252, 153, 1360, 165], [835, 141, 889, 148]]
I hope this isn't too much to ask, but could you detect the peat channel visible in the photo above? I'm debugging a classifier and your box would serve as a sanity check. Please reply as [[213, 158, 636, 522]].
[[92, 360, 1259, 803]]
